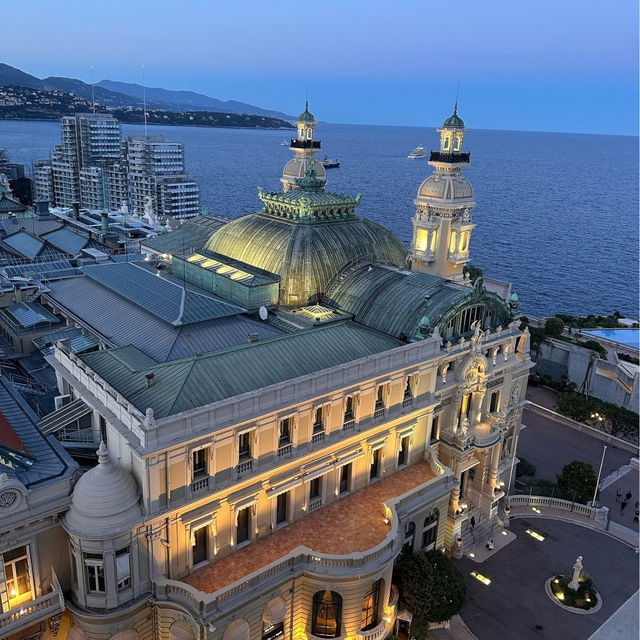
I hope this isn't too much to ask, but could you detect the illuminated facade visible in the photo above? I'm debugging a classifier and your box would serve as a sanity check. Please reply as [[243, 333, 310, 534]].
[[1, 105, 532, 640]]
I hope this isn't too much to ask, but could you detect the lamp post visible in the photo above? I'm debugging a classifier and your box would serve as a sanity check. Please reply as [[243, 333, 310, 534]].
[[592, 444, 607, 507]]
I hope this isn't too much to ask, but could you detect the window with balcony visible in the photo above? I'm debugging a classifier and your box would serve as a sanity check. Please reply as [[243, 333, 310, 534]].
[[404, 376, 414, 400], [83, 553, 105, 593], [2, 546, 33, 609], [361, 580, 382, 630], [313, 407, 324, 433], [279, 417, 291, 445], [312, 590, 342, 638], [237, 506, 250, 544], [370, 448, 381, 480], [375, 384, 387, 411], [116, 548, 131, 591], [339, 463, 351, 494], [276, 492, 288, 525], [397, 436, 409, 467], [238, 432, 252, 461], [192, 447, 208, 479], [309, 477, 322, 501], [344, 396, 354, 421]]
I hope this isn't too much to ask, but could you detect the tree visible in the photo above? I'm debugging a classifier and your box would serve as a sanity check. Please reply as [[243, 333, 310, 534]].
[[395, 550, 466, 623], [516, 457, 536, 478], [557, 461, 597, 504], [544, 316, 565, 337]]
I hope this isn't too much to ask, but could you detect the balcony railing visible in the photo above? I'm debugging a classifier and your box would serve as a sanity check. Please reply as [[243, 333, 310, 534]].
[[289, 139, 321, 149], [236, 459, 253, 474], [308, 497, 322, 512], [447, 250, 470, 264], [0, 569, 64, 637], [429, 151, 470, 163], [373, 407, 386, 420], [311, 431, 325, 444], [342, 418, 356, 432], [190, 476, 210, 493], [402, 397, 413, 408], [278, 443, 292, 458]]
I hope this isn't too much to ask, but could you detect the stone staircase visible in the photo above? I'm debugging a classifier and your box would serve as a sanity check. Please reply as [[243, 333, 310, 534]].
[[461, 507, 498, 555]]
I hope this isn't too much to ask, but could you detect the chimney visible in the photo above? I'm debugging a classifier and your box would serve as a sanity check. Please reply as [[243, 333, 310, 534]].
[[101, 212, 109, 232], [145, 372, 155, 389], [72, 202, 80, 220]]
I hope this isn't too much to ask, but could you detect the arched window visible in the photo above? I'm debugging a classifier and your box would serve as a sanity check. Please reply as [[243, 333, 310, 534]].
[[361, 580, 382, 630], [312, 590, 342, 638]]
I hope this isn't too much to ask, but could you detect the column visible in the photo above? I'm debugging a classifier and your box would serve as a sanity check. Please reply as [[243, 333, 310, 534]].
[[488, 443, 501, 491]]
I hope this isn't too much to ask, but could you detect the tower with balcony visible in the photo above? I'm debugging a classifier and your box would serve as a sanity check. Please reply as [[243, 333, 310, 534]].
[[281, 101, 327, 191], [410, 104, 475, 282]]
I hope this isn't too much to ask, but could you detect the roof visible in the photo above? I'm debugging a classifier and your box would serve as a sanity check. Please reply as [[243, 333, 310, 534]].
[[2, 230, 45, 260], [205, 212, 408, 307], [140, 216, 228, 256], [37, 398, 93, 436], [3, 301, 60, 328], [80, 322, 402, 418], [3, 259, 74, 279], [443, 103, 464, 128], [0, 193, 27, 213], [324, 263, 475, 340], [41, 227, 89, 255], [45, 275, 283, 362], [298, 101, 315, 122], [0, 376, 76, 487], [82, 262, 243, 326]]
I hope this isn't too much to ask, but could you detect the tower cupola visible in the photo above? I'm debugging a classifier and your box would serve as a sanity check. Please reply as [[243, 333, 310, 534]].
[[410, 104, 476, 283], [281, 101, 326, 191]]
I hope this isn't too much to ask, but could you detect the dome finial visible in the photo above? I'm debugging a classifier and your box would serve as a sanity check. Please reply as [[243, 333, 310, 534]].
[[96, 440, 110, 465]]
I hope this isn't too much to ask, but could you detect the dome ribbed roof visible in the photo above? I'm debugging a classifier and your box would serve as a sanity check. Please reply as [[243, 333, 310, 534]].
[[282, 157, 326, 181], [64, 442, 141, 537], [298, 101, 315, 122], [443, 103, 464, 128], [417, 174, 473, 201], [205, 213, 407, 307]]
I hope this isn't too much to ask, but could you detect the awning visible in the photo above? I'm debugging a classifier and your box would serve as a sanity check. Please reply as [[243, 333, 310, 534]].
[[37, 398, 92, 435], [263, 596, 287, 624]]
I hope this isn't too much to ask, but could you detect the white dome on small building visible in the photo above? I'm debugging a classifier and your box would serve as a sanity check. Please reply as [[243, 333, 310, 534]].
[[281, 157, 326, 189], [64, 441, 141, 537], [416, 174, 474, 202]]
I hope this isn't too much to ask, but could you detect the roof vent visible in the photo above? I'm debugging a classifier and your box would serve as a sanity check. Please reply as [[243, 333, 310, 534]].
[[248, 333, 260, 343], [145, 372, 155, 388]]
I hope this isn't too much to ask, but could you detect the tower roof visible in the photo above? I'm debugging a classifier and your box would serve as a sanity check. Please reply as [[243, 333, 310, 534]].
[[443, 102, 464, 128], [298, 100, 315, 122]]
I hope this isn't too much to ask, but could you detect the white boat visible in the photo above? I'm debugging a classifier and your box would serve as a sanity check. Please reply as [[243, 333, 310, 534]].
[[280, 139, 289, 146], [407, 144, 427, 159]]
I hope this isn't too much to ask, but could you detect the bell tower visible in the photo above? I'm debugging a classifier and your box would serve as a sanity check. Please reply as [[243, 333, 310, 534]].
[[281, 101, 326, 191], [410, 104, 476, 282]]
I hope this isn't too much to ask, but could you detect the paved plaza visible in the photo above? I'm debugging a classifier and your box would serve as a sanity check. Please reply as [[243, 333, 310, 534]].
[[456, 518, 639, 640]]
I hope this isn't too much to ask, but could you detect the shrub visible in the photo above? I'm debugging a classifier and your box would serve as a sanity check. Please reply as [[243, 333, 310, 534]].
[[544, 316, 565, 337], [557, 461, 598, 504], [582, 340, 607, 359], [395, 550, 466, 623], [516, 457, 536, 478]]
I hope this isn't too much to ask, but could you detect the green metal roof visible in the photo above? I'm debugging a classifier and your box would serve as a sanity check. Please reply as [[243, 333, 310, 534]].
[[140, 216, 228, 256], [298, 101, 315, 122], [324, 263, 508, 340], [80, 322, 402, 418], [443, 103, 464, 128]]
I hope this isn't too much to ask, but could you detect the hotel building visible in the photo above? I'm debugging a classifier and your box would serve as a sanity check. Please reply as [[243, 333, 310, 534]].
[[1, 105, 532, 640]]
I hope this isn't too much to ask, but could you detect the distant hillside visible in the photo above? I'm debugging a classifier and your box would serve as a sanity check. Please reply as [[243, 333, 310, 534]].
[[0, 63, 294, 119], [98, 79, 294, 120], [0, 85, 293, 129]]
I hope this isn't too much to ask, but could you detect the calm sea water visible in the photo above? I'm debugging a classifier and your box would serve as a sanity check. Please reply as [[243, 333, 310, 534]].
[[0, 120, 637, 317]]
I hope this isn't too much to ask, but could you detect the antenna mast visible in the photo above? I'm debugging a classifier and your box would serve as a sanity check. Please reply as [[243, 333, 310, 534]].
[[142, 65, 148, 137]]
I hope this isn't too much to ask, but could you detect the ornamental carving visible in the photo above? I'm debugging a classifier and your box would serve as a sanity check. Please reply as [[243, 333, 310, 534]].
[[0, 490, 17, 507]]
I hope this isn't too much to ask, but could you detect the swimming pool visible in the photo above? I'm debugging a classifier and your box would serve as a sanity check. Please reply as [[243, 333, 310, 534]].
[[582, 329, 639, 350]]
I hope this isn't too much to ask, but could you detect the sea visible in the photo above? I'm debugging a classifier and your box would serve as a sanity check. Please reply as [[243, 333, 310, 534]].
[[0, 120, 637, 318]]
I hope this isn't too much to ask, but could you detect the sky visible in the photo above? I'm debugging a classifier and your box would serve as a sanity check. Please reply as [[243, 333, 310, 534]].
[[2, 0, 638, 135]]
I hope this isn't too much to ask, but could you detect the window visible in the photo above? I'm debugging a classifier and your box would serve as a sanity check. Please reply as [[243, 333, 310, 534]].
[[344, 396, 354, 421], [192, 448, 207, 479], [375, 385, 386, 410], [404, 376, 414, 399], [192, 527, 208, 564], [398, 436, 409, 467], [339, 463, 351, 494], [279, 417, 291, 445], [83, 553, 105, 593], [276, 492, 288, 525], [238, 432, 251, 460], [3, 546, 32, 607], [313, 407, 324, 433], [309, 477, 322, 501], [370, 448, 381, 480], [237, 506, 250, 543], [489, 391, 500, 413], [116, 548, 131, 591], [430, 415, 440, 443], [422, 508, 439, 550], [99, 414, 107, 443], [361, 580, 381, 630], [312, 590, 342, 638], [263, 622, 284, 640]]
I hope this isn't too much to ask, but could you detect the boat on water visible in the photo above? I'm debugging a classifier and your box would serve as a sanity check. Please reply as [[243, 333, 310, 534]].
[[320, 155, 340, 168], [407, 144, 427, 159], [280, 139, 289, 146]]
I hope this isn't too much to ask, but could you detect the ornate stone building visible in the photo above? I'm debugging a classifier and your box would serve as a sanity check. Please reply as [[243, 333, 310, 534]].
[[1, 105, 532, 640]]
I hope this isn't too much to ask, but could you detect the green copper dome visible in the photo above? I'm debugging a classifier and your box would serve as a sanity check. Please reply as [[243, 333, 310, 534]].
[[298, 100, 315, 122], [443, 103, 464, 128], [205, 212, 407, 307]]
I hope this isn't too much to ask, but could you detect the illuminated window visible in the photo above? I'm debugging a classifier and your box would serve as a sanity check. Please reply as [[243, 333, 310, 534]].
[[416, 228, 428, 252], [3, 546, 33, 608], [361, 580, 381, 630], [84, 553, 105, 593], [454, 134, 462, 151], [312, 590, 342, 638], [442, 135, 450, 151]]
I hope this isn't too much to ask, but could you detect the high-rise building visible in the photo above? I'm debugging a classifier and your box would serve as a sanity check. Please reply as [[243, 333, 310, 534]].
[[33, 159, 55, 204], [123, 135, 200, 219]]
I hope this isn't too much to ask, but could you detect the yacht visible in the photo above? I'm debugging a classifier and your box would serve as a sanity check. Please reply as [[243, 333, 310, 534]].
[[320, 155, 340, 168], [407, 144, 427, 159]]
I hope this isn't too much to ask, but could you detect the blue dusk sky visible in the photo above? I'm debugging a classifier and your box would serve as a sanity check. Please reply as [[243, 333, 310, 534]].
[[3, 0, 638, 135]]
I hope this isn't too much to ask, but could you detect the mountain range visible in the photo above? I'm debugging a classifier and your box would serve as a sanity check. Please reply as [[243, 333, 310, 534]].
[[0, 63, 294, 119]]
